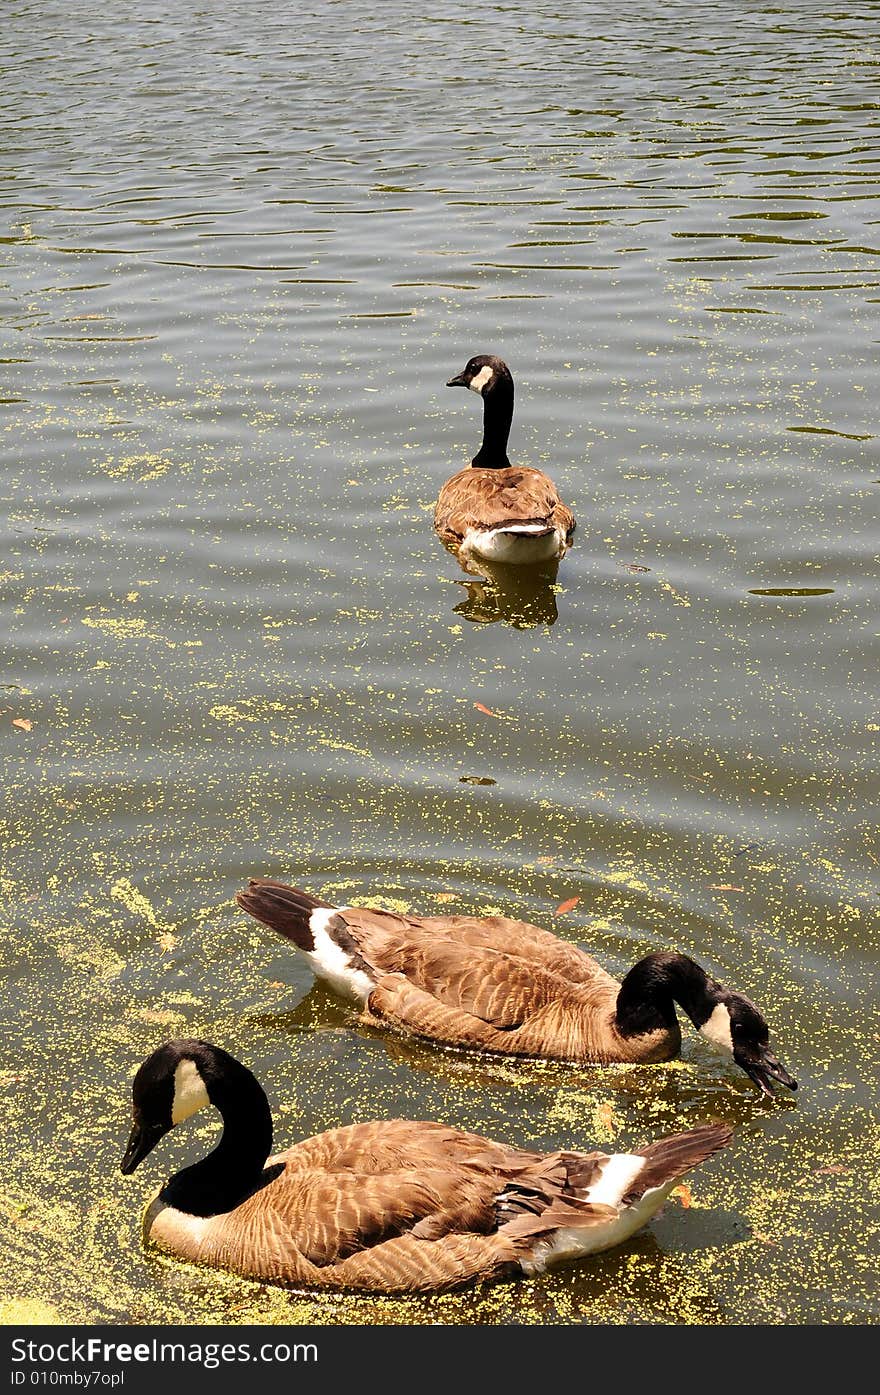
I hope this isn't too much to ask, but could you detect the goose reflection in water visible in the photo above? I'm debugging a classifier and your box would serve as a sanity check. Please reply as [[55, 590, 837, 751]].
[[451, 556, 562, 629]]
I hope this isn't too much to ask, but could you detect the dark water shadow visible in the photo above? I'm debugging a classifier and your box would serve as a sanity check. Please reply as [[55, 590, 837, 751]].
[[748, 587, 835, 598], [249, 981, 352, 1036]]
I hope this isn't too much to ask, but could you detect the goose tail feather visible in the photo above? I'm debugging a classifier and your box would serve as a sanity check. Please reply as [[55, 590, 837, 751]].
[[624, 1122, 734, 1201], [235, 878, 335, 952]]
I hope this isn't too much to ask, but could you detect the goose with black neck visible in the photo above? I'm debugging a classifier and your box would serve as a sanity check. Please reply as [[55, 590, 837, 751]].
[[121, 1038, 736, 1292], [236, 879, 797, 1097], [435, 355, 576, 565]]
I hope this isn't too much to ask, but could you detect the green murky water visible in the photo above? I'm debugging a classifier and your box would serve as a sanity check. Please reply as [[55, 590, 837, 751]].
[[1, 0, 878, 1325]]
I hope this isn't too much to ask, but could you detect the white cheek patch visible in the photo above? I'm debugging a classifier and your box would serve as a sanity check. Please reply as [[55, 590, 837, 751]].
[[699, 1003, 734, 1055], [468, 365, 494, 394], [171, 1059, 210, 1124]]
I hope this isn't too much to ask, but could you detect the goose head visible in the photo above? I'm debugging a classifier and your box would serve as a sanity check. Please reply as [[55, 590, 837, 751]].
[[120, 1039, 215, 1174], [446, 354, 512, 397], [616, 952, 797, 1098], [696, 991, 797, 1097]]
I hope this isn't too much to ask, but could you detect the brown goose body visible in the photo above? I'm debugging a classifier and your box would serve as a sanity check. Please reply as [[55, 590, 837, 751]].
[[236, 880, 797, 1096], [434, 464, 576, 561], [438, 355, 576, 565], [124, 1042, 733, 1293], [238, 884, 675, 1065]]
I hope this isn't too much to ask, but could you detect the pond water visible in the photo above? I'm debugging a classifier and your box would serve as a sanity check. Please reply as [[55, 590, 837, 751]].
[[1, 0, 878, 1325]]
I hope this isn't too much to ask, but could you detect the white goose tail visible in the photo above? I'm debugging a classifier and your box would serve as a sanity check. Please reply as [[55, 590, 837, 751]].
[[519, 1122, 733, 1274], [464, 523, 562, 564]]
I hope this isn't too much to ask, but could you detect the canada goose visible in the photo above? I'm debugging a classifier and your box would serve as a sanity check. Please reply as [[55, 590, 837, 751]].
[[236, 881, 797, 1098], [436, 355, 576, 564], [121, 1038, 733, 1292]]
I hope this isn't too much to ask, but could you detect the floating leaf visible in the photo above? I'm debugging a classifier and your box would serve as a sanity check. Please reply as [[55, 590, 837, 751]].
[[435, 892, 456, 903], [157, 933, 177, 953], [749, 587, 834, 598], [710, 884, 745, 893], [672, 1183, 693, 1208], [12, 718, 32, 731], [554, 896, 580, 916], [459, 775, 497, 786], [473, 702, 500, 717], [594, 1100, 617, 1132]]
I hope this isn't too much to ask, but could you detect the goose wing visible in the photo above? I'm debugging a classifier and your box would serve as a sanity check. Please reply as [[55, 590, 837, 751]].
[[435, 466, 575, 543], [338, 905, 613, 989], [335, 906, 620, 1051]]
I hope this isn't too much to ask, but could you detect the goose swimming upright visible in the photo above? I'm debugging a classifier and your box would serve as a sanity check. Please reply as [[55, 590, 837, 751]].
[[436, 355, 576, 564], [121, 1038, 733, 1293], [235, 880, 797, 1097]]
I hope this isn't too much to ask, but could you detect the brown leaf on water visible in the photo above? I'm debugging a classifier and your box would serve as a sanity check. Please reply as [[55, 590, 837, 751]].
[[671, 1183, 693, 1208], [473, 702, 500, 717], [157, 933, 177, 953], [12, 717, 32, 731], [813, 1164, 850, 1176], [435, 892, 456, 903], [459, 775, 497, 785], [622, 562, 650, 573], [554, 896, 580, 916], [710, 884, 745, 892], [594, 1100, 616, 1131], [537, 855, 555, 865], [267, 980, 285, 989]]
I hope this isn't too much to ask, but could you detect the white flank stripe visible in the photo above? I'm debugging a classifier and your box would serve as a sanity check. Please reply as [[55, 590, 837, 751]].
[[583, 1153, 647, 1207], [521, 1179, 680, 1274], [305, 907, 374, 1006]]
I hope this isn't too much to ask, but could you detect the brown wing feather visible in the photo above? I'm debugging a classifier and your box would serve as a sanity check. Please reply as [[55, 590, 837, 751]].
[[337, 906, 628, 1058], [364, 974, 510, 1050], [339, 906, 613, 987], [364, 972, 641, 1063], [435, 466, 575, 543]]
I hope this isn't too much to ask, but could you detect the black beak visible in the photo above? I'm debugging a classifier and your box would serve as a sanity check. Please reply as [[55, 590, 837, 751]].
[[446, 372, 469, 388], [121, 1119, 167, 1175], [739, 1047, 798, 1099]]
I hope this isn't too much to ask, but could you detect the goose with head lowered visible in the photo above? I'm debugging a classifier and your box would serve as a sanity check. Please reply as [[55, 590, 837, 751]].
[[236, 880, 797, 1098], [122, 1038, 733, 1292], [436, 355, 576, 565]]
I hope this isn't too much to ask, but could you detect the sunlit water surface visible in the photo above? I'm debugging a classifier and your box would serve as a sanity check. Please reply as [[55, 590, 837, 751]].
[[1, 1, 878, 1325]]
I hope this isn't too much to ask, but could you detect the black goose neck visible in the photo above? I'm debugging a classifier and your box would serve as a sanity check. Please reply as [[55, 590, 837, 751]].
[[615, 952, 720, 1038], [472, 377, 514, 469], [160, 1053, 274, 1218]]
